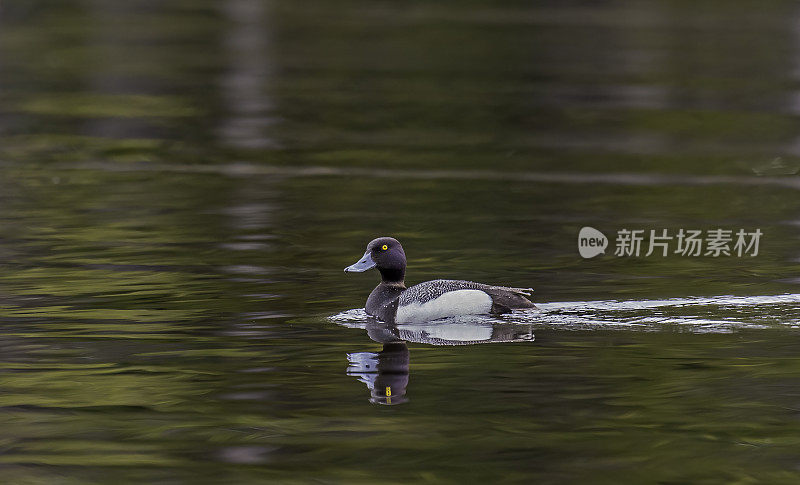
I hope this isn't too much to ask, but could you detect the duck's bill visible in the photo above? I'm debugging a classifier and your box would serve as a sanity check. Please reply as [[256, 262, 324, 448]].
[[344, 250, 376, 272]]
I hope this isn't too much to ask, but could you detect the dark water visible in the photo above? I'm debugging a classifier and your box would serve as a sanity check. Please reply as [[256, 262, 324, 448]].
[[2, 1, 800, 482]]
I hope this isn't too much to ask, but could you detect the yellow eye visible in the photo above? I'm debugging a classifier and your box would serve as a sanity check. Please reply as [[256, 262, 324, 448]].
[[381, 244, 388, 250]]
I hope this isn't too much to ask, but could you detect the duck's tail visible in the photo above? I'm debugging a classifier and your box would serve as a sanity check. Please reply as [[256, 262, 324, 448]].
[[486, 286, 536, 312]]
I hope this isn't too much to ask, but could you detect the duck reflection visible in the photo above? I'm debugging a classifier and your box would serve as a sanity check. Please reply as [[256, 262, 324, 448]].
[[347, 342, 410, 405], [345, 317, 534, 405]]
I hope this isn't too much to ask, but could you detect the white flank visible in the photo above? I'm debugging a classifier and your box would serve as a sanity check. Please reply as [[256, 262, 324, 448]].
[[395, 289, 493, 324]]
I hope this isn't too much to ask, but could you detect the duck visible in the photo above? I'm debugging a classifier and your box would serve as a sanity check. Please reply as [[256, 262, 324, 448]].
[[344, 237, 535, 323]]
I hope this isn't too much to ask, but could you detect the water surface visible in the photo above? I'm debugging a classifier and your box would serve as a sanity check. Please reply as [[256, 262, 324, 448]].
[[2, 0, 800, 483]]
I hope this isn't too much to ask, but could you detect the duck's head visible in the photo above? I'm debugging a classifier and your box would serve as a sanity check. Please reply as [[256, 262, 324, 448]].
[[344, 236, 406, 284]]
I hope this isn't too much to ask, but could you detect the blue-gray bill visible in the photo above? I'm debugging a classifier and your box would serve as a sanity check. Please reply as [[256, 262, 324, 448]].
[[344, 250, 376, 272]]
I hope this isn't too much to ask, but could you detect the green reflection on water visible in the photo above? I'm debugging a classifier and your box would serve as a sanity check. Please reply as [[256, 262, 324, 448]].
[[19, 94, 199, 118]]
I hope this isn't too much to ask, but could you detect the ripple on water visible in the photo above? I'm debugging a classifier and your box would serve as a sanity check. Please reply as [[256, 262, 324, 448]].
[[330, 293, 800, 336]]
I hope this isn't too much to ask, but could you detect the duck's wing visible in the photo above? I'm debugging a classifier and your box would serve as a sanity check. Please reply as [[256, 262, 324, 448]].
[[400, 279, 535, 312], [398, 279, 488, 305], [489, 286, 534, 297]]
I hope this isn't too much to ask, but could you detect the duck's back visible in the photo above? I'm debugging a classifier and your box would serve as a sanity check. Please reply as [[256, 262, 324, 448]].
[[395, 279, 534, 323]]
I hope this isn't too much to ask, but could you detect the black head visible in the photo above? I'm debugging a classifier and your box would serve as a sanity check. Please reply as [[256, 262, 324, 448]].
[[344, 237, 406, 284]]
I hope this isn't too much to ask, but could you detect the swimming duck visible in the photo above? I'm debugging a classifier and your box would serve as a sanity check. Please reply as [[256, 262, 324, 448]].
[[344, 237, 535, 323]]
